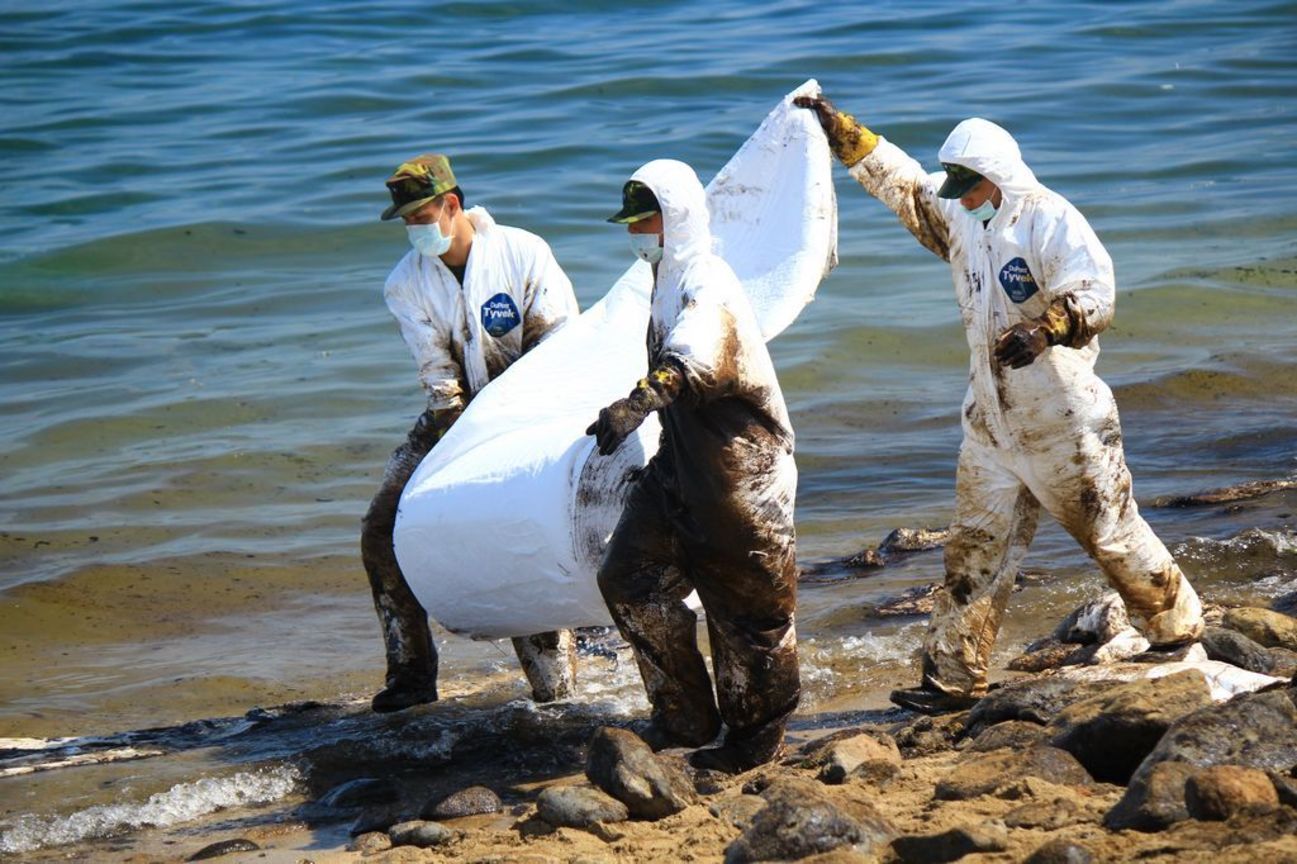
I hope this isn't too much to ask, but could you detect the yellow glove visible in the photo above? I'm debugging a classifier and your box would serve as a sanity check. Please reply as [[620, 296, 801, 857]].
[[794, 95, 879, 166]]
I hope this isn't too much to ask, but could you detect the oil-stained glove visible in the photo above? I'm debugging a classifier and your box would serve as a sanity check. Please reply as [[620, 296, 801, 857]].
[[586, 364, 683, 456], [993, 300, 1075, 369], [793, 94, 879, 166]]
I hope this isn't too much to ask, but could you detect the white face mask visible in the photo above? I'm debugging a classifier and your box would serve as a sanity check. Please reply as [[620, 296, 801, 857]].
[[407, 217, 452, 257], [629, 232, 663, 264], [963, 198, 997, 222]]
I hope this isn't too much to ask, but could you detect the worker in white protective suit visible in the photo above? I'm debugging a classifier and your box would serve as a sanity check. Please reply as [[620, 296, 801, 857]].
[[587, 160, 801, 773], [365, 153, 581, 712], [796, 96, 1205, 715]]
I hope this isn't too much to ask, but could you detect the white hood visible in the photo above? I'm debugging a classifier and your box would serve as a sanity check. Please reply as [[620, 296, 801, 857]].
[[938, 117, 1039, 202], [628, 158, 714, 267]]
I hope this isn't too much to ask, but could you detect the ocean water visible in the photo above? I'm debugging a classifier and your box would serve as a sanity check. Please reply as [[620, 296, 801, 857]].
[[2, 0, 1296, 855]]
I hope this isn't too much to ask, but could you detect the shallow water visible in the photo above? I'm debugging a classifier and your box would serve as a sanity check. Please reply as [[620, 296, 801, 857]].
[[1, 0, 1296, 854]]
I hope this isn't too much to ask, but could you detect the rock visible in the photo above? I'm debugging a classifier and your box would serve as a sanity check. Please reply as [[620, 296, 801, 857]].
[[1104, 760, 1195, 831], [964, 677, 1111, 737], [1267, 770, 1297, 809], [349, 805, 405, 836], [890, 821, 1008, 863], [318, 777, 400, 810], [893, 712, 966, 758], [1003, 796, 1084, 830], [1200, 626, 1276, 674], [585, 726, 696, 820], [708, 794, 768, 829], [878, 526, 950, 555], [346, 832, 392, 854], [187, 839, 260, 861], [1132, 688, 1297, 778], [1222, 606, 1297, 651], [963, 719, 1048, 753], [423, 784, 502, 819], [723, 780, 893, 864], [1152, 478, 1297, 507], [935, 746, 1090, 800], [871, 583, 940, 618], [1054, 591, 1131, 644], [1022, 837, 1094, 864], [1008, 638, 1087, 673], [536, 785, 629, 828], [388, 819, 455, 849], [1088, 627, 1151, 663], [815, 733, 901, 785], [1272, 589, 1297, 617], [1267, 646, 1297, 678], [1184, 765, 1279, 820], [1045, 669, 1215, 784]]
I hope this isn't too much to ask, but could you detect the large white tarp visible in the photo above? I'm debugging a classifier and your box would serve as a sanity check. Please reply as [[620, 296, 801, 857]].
[[393, 80, 837, 638]]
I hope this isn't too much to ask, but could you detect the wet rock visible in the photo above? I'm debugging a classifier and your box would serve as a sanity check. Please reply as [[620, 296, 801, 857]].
[[890, 821, 1008, 863], [1003, 796, 1084, 830], [1152, 478, 1297, 507], [963, 719, 1048, 753], [723, 780, 893, 864], [1022, 837, 1094, 864], [708, 794, 767, 829], [893, 711, 966, 758], [388, 819, 455, 849], [1222, 606, 1297, 651], [1045, 669, 1215, 784], [347, 831, 392, 854], [964, 677, 1111, 737], [423, 784, 502, 819], [878, 526, 950, 556], [1054, 591, 1130, 644], [1133, 688, 1297, 777], [187, 839, 260, 860], [814, 733, 901, 785], [536, 785, 628, 828], [935, 746, 1090, 800], [870, 583, 940, 618], [1184, 765, 1279, 820], [1104, 760, 1195, 831], [1272, 589, 1297, 617], [585, 726, 695, 820], [1200, 626, 1276, 674], [318, 776, 400, 811]]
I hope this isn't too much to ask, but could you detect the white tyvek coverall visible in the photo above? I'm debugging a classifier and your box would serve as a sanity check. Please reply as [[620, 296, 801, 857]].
[[596, 160, 800, 763], [848, 118, 1204, 696], [366, 205, 581, 705], [384, 206, 579, 410]]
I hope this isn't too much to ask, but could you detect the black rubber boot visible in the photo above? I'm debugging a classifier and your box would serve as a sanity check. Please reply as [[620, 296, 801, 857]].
[[889, 686, 979, 716]]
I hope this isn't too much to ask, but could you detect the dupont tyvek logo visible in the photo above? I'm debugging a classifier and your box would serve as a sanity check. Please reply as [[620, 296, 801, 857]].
[[480, 293, 521, 337], [998, 257, 1039, 303]]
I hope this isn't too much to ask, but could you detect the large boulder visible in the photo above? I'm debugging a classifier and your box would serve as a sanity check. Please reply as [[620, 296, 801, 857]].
[[1105, 688, 1297, 830], [1045, 669, 1215, 783], [723, 779, 893, 864], [1200, 626, 1276, 674], [935, 746, 1091, 801], [964, 677, 1113, 737], [1184, 765, 1280, 820], [1221, 607, 1297, 652], [890, 821, 1008, 863], [585, 726, 696, 820]]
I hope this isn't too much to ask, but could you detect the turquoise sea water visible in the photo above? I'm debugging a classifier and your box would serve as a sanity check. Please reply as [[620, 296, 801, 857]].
[[1, 1, 1296, 854]]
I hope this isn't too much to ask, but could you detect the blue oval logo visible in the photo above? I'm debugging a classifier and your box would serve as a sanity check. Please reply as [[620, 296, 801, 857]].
[[480, 292, 521, 337], [998, 257, 1038, 303]]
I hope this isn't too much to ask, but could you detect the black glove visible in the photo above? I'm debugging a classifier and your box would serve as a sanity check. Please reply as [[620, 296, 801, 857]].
[[586, 398, 650, 456], [993, 321, 1052, 369], [586, 363, 684, 456]]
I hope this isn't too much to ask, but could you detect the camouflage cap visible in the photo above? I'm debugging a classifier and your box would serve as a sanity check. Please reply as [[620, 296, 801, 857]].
[[937, 162, 983, 199], [381, 153, 457, 221], [607, 180, 660, 224]]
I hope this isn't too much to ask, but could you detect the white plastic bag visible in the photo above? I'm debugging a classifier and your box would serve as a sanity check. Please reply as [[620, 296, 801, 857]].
[[394, 80, 837, 638]]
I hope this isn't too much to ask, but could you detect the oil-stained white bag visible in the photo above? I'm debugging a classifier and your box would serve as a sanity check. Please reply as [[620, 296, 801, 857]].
[[394, 80, 837, 638]]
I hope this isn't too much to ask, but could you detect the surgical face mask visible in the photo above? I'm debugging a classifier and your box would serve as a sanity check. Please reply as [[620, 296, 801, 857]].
[[407, 219, 452, 257], [629, 232, 663, 264], [963, 198, 998, 222]]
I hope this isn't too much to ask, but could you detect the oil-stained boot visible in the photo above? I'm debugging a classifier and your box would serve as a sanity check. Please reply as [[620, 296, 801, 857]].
[[511, 630, 577, 703], [889, 686, 979, 716]]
